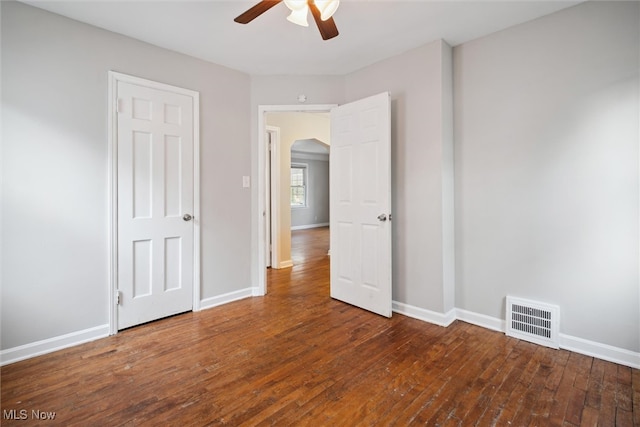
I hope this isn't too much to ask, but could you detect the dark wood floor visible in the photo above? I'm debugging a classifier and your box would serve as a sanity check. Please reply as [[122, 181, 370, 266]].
[[1, 226, 638, 426]]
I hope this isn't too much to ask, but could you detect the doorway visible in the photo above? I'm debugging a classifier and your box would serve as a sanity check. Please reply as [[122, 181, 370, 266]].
[[257, 104, 336, 296], [257, 93, 392, 319], [290, 139, 330, 225], [267, 115, 330, 273]]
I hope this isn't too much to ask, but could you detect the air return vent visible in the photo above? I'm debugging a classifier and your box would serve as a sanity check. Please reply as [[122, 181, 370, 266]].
[[506, 296, 559, 349]]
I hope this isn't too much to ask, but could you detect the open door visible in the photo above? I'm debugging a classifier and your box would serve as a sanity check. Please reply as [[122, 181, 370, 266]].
[[330, 92, 392, 317]]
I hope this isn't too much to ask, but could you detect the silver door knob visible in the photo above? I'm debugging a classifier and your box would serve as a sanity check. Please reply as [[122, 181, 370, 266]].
[[377, 214, 387, 222], [183, 214, 193, 221]]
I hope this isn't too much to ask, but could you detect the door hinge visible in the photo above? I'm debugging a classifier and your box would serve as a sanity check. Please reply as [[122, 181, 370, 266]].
[[116, 98, 124, 114], [116, 291, 122, 305]]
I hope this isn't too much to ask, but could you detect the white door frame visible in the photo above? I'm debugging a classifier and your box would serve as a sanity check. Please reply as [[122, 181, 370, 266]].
[[108, 71, 201, 335], [256, 104, 337, 296], [265, 126, 280, 269]]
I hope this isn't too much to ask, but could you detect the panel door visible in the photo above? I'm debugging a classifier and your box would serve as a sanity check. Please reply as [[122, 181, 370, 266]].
[[330, 92, 392, 317], [117, 81, 194, 329]]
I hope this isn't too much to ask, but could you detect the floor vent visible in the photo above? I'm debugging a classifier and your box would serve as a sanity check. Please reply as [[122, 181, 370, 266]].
[[506, 296, 560, 349]]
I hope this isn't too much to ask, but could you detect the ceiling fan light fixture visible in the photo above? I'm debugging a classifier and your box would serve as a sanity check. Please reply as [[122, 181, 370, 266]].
[[234, 0, 339, 40], [286, 6, 310, 27], [314, 0, 340, 21]]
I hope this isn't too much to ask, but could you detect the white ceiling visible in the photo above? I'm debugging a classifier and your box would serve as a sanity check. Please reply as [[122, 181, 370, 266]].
[[23, 0, 582, 75]]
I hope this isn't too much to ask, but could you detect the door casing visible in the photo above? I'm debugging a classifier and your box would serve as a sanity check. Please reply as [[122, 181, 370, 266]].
[[108, 71, 201, 335], [265, 126, 280, 269]]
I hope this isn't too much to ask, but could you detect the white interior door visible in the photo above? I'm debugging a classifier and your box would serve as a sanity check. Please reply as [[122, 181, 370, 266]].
[[116, 78, 196, 330], [330, 92, 392, 317]]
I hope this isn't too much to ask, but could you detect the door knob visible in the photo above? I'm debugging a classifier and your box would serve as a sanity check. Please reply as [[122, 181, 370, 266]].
[[377, 214, 387, 222], [183, 214, 193, 221]]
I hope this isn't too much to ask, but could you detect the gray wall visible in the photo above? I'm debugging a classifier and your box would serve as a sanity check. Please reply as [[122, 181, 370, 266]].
[[291, 156, 330, 228], [344, 40, 455, 315], [340, 1, 638, 353], [1, 2, 252, 349], [454, 1, 639, 351]]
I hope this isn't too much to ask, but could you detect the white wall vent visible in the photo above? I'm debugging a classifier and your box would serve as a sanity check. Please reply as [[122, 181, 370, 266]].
[[506, 296, 560, 349]]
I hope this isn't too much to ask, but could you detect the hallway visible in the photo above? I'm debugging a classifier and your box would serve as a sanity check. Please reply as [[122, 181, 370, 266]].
[[291, 226, 330, 265]]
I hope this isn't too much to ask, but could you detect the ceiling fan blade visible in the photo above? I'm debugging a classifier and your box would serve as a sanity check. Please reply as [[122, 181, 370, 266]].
[[234, 0, 282, 24], [308, 0, 339, 40]]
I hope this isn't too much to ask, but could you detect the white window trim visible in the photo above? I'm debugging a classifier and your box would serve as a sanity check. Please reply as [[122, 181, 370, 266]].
[[291, 162, 309, 209]]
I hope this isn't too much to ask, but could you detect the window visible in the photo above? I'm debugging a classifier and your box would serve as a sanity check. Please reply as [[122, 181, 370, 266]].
[[290, 164, 307, 207]]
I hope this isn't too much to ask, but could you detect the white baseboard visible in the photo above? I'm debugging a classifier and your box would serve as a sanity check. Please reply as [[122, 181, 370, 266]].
[[2, 289, 256, 365], [0, 324, 110, 366], [559, 334, 640, 369], [392, 301, 456, 327], [455, 308, 639, 369], [392, 302, 639, 369], [199, 288, 254, 311], [455, 308, 506, 333], [277, 260, 293, 269], [4, 299, 638, 370], [291, 223, 329, 231]]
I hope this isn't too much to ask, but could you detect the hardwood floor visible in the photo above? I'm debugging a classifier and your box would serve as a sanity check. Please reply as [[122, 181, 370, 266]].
[[2, 226, 638, 426]]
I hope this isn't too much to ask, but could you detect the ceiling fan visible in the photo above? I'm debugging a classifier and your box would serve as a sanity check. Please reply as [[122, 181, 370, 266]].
[[234, 0, 340, 41]]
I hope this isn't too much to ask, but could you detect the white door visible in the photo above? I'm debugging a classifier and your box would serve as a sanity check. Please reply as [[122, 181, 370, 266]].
[[116, 78, 196, 330], [330, 92, 392, 317]]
